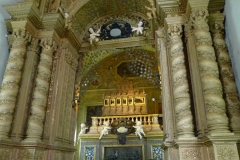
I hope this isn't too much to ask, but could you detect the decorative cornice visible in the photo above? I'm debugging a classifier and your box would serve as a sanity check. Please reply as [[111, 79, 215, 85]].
[[208, 0, 225, 14], [208, 12, 224, 26], [3, 2, 34, 20], [79, 37, 155, 52], [164, 15, 187, 32], [156, 0, 187, 25]]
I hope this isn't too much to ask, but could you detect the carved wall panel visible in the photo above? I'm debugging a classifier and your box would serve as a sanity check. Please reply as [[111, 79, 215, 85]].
[[16, 149, 34, 160], [181, 148, 202, 160], [215, 145, 238, 160], [0, 148, 12, 160]]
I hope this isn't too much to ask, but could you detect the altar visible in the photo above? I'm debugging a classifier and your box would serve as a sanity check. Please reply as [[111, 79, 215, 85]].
[[78, 85, 163, 159]]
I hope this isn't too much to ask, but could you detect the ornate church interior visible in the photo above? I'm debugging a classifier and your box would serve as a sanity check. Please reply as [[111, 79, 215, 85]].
[[0, 0, 240, 159]]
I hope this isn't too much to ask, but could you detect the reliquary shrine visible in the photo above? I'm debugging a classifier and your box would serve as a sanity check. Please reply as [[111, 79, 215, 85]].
[[102, 85, 148, 115]]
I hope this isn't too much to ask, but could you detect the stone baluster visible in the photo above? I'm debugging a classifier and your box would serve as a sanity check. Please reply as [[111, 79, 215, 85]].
[[92, 117, 98, 127], [147, 116, 151, 125], [210, 14, 240, 133], [143, 116, 147, 125], [0, 29, 30, 140], [25, 38, 57, 142], [152, 114, 158, 125], [167, 24, 194, 138], [190, 8, 229, 134]]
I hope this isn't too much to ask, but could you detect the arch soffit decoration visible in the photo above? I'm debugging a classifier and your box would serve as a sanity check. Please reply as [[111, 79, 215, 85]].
[[69, 0, 151, 41], [71, 0, 156, 85], [78, 46, 157, 84]]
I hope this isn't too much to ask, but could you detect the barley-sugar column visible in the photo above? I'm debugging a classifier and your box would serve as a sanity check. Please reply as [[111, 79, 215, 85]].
[[25, 38, 57, 142], [167, 24, 194, 138], [0, 29, 30, 140], [210, 13, 240, 133], [190, 8, 229, 134]]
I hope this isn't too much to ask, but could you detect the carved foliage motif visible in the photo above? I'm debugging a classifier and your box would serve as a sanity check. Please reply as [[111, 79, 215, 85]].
[[64, 49, 78, 70], [208, 146, 214, 160], [167, 24, 194, 137], [34, 150, 45, 160], [12, 30, 31, 47], [0, 29, 30, 139], [43, 45, 59, 138], [57, 61, 68, 138], [26, 38, 57, 139], [190, 8, 209, 31], [17, 149, 34, 160], [191, 9, 229, 133], [216, 145, 237, 160], [64, 65, 76, 140], [211, 20, 240, 132], [0, 148, 11, 160], [181, 148, 202, 160]]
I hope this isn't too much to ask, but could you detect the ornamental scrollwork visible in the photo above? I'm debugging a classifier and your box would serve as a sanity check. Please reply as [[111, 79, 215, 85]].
[[216, 145, 237, 160], [181, 148, 202, 160]]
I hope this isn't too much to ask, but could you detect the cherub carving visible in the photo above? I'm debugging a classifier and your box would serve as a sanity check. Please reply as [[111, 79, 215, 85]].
[[58, 7, 72, 29], [168, 25, 182, 37], [132, 21, 144, 35], [99, 121, 112, 139], [79, 123, 88, 135], [145, 0, 157, 19], [133, 121, 145, 139], [89, 27, 101, 45]]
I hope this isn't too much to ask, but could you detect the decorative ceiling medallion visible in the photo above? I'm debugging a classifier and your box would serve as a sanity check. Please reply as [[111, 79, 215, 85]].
[[100, 20, 132, 40]]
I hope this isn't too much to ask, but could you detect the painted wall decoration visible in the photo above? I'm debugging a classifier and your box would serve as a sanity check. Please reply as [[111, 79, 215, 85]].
[[152, 145, 163, 160], [91, 75, 102, 86], [85, 146, 95, 160]]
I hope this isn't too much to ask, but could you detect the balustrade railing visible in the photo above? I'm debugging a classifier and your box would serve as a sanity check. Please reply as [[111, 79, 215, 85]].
[[92, 114, 161, 126], [88, 114, 162, 134]]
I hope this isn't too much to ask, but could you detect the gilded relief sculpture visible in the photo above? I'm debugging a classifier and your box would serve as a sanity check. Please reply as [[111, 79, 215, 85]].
[[145, 0, 157, 19]]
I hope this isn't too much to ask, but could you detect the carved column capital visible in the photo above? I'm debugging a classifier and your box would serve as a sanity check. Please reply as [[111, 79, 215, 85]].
[[40, 38, 57, 52], [11, 29, 31, 47], [167, 24, 182, 45], [189, 8, 209, 32], [168, 24, 182, 37]]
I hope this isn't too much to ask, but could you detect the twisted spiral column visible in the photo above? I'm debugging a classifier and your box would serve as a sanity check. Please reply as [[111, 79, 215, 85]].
[[167, 25, 194, 138], [211, 18, 240, 133], [190, 9, 229, 134], [0, 30, 30, 139], [25, 39, 56, 141]]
